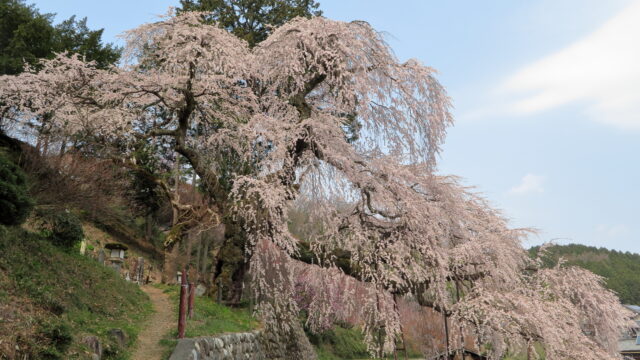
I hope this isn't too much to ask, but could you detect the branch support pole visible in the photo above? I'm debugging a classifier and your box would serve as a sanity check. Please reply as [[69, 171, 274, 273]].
[[188, 274, 196, 319], [443, 310, 450, 359], [178, 267, 188, 338], [216, 278, 223, 304]]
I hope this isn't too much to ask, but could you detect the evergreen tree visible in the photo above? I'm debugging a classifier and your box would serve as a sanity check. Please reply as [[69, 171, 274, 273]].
[[0, 151, 33, 226], [0, 0, 119, 75], [178, 0, 322, 47]]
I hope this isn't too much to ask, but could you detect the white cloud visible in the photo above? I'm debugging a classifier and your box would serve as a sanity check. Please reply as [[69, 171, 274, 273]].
[[509, 174, 545, 195], [500, 1, 640, 129]]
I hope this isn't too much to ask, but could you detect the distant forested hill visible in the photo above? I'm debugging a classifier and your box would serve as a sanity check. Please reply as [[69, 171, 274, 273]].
[[529, 244, 640, 305]]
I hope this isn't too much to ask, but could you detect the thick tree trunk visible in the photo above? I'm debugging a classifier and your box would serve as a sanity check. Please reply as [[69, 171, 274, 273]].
[[195, 234, 201, 275], [200, 232, 209, 275], [209, 220, 249, 305], [145, 213, 154, 242], [162, 243, 180, 284]]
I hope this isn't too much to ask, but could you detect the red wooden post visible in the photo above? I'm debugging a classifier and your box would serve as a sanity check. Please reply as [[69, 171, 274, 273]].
[[177, 268, 188, 338], [188, 277, 196, 319]]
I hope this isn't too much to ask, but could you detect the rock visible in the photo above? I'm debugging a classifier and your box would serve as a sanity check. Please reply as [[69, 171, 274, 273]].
[[108, 328, 127, 348], [196, 284, 207, 296], [169, 338, 197, 360], [169, 333, 268, 360], [82, 335, 102, 359]]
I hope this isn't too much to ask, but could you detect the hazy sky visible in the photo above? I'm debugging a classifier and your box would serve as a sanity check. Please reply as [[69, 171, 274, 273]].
[[29, 0, 639, 253]]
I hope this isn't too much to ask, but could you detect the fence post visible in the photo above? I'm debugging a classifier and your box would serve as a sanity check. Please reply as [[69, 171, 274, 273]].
[[178, 268, 188, 338], [248, 283, 254, 315], [188, 273, 196, 319]]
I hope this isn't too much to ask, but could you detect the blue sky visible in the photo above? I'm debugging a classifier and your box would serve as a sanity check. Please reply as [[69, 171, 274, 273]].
[[30, 0, 639, 253]]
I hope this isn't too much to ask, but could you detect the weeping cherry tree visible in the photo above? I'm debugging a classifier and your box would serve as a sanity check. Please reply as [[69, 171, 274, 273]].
[[0, 10, 633, 359]]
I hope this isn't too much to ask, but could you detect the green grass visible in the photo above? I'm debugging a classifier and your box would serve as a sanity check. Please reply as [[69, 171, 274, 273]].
[[155, 283, 426, 360], [308, 325, 370, 359], [502, 343, 546, 360], [0, 226, 152, 359], [308, 324, 424, 360], [155, 283, 259, 337], [155, 284, 260, 358]]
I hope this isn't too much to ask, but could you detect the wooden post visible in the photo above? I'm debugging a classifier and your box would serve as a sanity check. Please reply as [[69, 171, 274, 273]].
[[146, 265, 152, 284], [455, 281, 465, 359], [178, 268, 188, 338], [188, 274, 196, 319], [131, 258, 139, 283], [216, 278, 223, 304], [443, 311, 450, 360], [248, 282, 254, 315], [375, 286, 384, 359]]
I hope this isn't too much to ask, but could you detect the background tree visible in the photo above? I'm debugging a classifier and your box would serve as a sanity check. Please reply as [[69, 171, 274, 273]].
[[0, 12, 632, 360], [0, 151, 33, 225], [0, 0, 120, 75], [530, 243, 640, 305], [0, 0, 120, 166], [52, 15, 120, 69], [178, 0, 322, 47]]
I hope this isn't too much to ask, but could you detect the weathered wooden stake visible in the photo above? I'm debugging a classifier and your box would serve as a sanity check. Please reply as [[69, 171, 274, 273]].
[[146, 265, 152, 284], [178, 268, 188, 338], [188, 276, 196, 319], [443, 310, 453, 360], [248, 283, 254, 315]]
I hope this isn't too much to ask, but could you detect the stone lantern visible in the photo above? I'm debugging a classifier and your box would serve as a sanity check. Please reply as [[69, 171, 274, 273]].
[[104, 243, 128, 273]]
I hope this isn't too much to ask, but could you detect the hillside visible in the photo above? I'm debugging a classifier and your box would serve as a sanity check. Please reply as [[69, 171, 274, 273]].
[[0, 226, 152, 359], [529, 244, 640, 305], [0, 133, 158, 359]]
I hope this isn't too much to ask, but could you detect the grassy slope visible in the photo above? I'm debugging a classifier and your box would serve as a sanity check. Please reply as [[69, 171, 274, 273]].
[[0, 226, 152, 359], [155, 284, 260, 358]]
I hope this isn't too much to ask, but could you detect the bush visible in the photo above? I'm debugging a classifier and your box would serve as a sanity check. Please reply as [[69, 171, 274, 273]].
[[36, 319, 73, 360], [34, 208, 84, 249], [0, 152, 33, 225]]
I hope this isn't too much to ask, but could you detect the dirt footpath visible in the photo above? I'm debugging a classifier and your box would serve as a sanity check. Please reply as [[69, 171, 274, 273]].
[[132, 286, 174, 360]]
